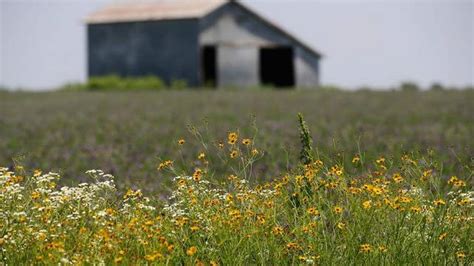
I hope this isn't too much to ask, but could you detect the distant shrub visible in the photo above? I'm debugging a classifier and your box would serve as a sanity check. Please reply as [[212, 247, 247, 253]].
[[170, 79, 188, 90], [125, 75, 165, 90], [66, 75, 167, 91], [430, 83, 444, 91], [317, 84, 343, 91], [87, 75, 123, 90], [399, 82, 420, 92]]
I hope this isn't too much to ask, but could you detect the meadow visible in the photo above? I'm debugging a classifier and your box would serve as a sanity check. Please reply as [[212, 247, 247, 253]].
[[0, 89, 472, 193], [0, 89, 473, 264]]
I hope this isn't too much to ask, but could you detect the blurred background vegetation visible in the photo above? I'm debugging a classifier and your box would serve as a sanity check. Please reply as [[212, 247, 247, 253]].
[[0, 88, 472, 194]]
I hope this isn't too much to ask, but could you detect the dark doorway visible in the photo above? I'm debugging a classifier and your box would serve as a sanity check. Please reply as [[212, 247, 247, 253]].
[[259, 47, 295, 87], [201, 46, 217, 87]]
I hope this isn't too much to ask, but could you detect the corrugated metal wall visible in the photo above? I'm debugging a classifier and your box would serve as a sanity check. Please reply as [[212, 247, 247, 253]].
[[88, 19, 200, 86]]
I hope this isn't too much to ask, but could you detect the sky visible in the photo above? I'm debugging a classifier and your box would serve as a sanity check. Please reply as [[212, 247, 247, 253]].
[[0, 0, 473, 90]]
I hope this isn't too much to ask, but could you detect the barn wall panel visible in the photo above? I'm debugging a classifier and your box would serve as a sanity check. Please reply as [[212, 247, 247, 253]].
[[88, 19, 200, 86], [218, 45, 258, 87]]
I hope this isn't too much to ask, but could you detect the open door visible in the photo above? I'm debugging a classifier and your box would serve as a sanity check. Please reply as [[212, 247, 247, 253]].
[[259, 47, 295, 88], [201, 46, 217, 87]]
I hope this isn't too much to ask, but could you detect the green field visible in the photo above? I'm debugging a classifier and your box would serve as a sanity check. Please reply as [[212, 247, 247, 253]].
[[0, 89, 472, 193], [1, 89, 473, 264]]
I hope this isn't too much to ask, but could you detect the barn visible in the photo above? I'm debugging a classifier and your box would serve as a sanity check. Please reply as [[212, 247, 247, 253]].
[[86, 0, 322, 88]]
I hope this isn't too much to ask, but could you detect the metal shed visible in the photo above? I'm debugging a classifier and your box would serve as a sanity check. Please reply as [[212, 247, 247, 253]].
[[86, 0, 322, 88]]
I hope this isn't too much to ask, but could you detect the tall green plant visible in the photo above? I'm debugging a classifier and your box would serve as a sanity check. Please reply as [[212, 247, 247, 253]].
[[297, 113, 314, 165]]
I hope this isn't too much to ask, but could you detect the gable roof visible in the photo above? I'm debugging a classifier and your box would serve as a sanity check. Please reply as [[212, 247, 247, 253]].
[[86, 0, 322, 57], [86, 0, 226, 24]]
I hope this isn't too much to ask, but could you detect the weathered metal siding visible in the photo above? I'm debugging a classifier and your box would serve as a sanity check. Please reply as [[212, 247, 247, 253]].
[[295, 47, 320, 88], [88, 19, 200, 86], [199, 3, 320, 87], [218, 46, 258, 87]]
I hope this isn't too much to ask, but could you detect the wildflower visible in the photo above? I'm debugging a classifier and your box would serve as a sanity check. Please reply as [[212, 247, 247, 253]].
[[376, 157, 385, 165], [114, 257, 123, 263], [31, 191, 41, 200], [227, 132, 238, 145], [272, 226, 284, 235], [392, 173, 404, 183], [410, 206, 421, 213], [190, 225, 200, 232], [186, 246, 197, 256], [438, 232, 447, 240], [348, 187, 362, 194], [421, 169, 432, 181], [360, 243, 372, 253], [178, 179, 187, 187], [210, 261, 219, 266], [193, 168, 202, 181], [313, 160, 324, 168], [458, 198, 470, 206], [230, 150, 239, 159], [454, 180, 466, 188], [330, 165, 344, 176], [217, 141, 224, 149], [242, 138, 252, 145], [352, 155, 360, 164], [145, 252, 163, 262], [433, 199, 446, 207], [362, 200, 372, 209], [448, 176, 458, 184], [286, 242, 300, 250], [456, 251, 466, 259], [307, 207, 320, 216], [228, 174, 237, 181], [399, 196, 412, 203], [378, 245, 388, 253], [333, 206, 343, 214], [178, 139, 185, 145], [33, 169, 42, 177], [158, 160, 173, 170], [337, 222, 346, 230], [251, 148, 259, 156], [198, 152, 206, 160]]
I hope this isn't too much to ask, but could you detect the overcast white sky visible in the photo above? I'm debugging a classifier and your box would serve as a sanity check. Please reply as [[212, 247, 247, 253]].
[[0, 0, 473, 90]]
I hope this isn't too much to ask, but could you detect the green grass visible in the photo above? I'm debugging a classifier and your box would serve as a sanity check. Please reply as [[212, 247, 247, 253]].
[[0, 89, 472, 193]]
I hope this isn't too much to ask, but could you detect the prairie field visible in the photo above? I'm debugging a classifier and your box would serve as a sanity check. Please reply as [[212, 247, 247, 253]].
[[0, 89, 473, 264], [0, 90, 472, 192]]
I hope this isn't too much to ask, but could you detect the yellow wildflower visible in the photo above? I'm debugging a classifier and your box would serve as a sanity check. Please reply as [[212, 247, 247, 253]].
[[433, 199, 446, 207], [193, 168, 202, 182], [230, 150, 239, 159], [198, 152, 205, 160], [352, 155, 360, 164], [307, 207, 320, 216], [333, 206, 343, 214], [272, 226, 284, 235], [362, 200, 372, 209], [392, 173, 403, 183], [438, 232, 447, 240], [360, 243, 372, 253], [456, 251, 465, 259], [186, 246, 197, 256], [227, 132, 238, 145]]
